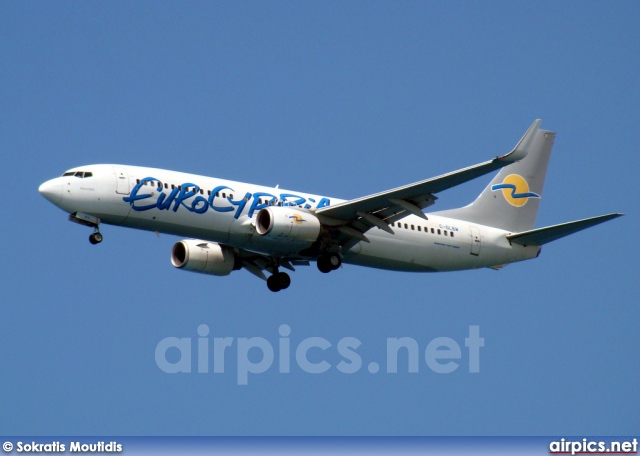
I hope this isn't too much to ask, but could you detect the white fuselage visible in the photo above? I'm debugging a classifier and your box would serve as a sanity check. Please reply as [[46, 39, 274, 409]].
[[39, 164, 540, 273]]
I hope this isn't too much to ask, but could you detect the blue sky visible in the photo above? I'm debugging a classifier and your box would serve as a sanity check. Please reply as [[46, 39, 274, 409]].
[[1, 2, 638, 436]]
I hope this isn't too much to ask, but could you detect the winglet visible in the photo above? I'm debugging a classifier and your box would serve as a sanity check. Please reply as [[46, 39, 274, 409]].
[[498, 119, 541, 162]]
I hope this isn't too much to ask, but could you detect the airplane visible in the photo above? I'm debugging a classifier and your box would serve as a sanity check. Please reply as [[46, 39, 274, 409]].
[[38, 120, 622, 292]]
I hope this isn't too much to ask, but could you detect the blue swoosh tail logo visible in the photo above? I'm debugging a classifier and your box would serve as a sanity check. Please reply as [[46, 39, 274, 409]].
[[490, 184, 540, 199]]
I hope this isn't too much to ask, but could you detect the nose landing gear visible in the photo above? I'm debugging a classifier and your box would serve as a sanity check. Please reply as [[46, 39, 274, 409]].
[[68, 212, 103, 245], [89, 231, 103, 245]]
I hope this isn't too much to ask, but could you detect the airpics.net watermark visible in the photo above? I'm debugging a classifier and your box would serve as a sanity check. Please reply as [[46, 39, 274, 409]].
[[155, 325, 484, 385]]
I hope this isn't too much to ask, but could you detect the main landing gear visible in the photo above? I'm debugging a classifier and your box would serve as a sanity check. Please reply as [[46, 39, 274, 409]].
[[266, 253, 341, 292], [267, 271, 291, 292], [317, 253, 341, 273]]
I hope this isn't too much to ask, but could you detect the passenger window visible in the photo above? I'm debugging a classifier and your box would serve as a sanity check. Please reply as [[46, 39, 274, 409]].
[[437, 229, 441, 235], [171, 184, 175, 189], [431, 228, 434, 234], [404, 223, 408, 229], [216, 191, 219, 197], [444, 230, 448, 236], [229, 194, 234, 200], [200, 189, 204, 195], [136, 179, 141, 184], [450, 232, 454, 237], [417, 226, 421, 231], [207, 190, 211, 195], [222, 192, 226, 198], [411, 225, 415, 230]]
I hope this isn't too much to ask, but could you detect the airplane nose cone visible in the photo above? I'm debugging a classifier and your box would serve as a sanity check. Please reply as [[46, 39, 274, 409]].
[[39, 179, 63, 205]]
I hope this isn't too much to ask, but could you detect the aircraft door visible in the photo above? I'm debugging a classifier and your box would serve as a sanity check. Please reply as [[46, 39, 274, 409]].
[[113, 166, 130, 195], [469, 226, 481, 256]]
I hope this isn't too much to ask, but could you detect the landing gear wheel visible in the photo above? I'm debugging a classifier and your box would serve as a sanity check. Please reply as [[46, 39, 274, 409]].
[[267, 275, 281, 292], [276, 272, 291, 290], [317, 254, 341, 273], [328, 253, 341, 270], [267, 272, 291, 292], [317, 256, 332, 273], [89, 232, 103, 244]]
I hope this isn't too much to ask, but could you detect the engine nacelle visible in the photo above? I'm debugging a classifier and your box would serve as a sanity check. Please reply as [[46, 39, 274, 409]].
[[171, 240, 241, 276], [255, 207, 321, 243]]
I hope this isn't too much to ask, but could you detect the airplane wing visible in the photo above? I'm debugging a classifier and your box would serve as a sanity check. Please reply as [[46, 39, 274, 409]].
[[315, 120, 541, 247], [506, 213, 623, 246]]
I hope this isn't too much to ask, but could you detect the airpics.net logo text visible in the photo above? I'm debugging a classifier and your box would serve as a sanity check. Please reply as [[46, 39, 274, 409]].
[[155, 325, 484, 385]]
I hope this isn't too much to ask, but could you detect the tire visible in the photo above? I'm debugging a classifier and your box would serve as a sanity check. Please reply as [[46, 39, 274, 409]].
[[267, 274, 281, 292], [318, 254, 341, 273], [277, 272, 291, 290], [317, 256, 332, 273]]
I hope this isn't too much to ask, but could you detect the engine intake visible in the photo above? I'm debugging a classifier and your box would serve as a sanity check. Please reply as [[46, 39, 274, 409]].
[[171, 240, 241, 276], [255, 207, 321, 244]]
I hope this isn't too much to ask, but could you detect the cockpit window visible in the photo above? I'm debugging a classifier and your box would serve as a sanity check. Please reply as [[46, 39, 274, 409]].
[[62, 171, 93, 178]]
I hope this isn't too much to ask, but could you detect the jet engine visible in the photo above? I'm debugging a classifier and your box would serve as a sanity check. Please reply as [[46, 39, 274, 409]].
[[171, 240, 241, 276], [255, 207, 321, 243]]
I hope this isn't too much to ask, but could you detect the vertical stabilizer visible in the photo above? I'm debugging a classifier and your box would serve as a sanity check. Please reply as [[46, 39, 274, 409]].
[[435, 122, 555, 232]]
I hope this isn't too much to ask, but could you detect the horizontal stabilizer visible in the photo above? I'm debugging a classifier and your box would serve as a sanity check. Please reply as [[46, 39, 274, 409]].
[[507, 213, 623, 246]]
